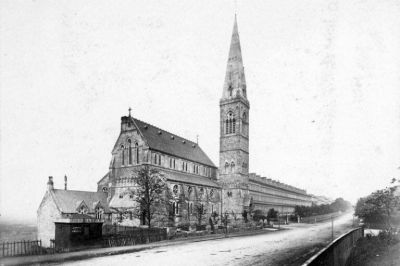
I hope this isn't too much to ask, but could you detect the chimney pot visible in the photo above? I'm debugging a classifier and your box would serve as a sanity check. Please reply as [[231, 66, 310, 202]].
[[47, 176, 54, 191]]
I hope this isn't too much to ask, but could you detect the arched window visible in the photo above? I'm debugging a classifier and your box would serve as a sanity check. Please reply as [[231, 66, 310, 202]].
[[242, 112, 247, 134], [224, 162, 229, 171], [173, 185, 178, 195], [175, 202, 179, 215], [225, 112, 236, 134], [231, 161, 235, 172], [120, 145, 125, 166], [127, 139, 132, 165], [135, 142, 139, 164]]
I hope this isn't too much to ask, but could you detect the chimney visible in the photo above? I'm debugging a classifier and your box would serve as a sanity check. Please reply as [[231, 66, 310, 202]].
[[47, 176, 54, 191], [64, 175, 67, 190]]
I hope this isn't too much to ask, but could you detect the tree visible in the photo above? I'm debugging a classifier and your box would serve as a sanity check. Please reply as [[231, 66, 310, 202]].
[[252, 209, 267, 226], [267, 208, 278, 224], [132, 165, 170, 228], [242, 210, 248, 223], [194, 202, 204, 226], [355, 179, 400, 229], [211, 211, 219, 224]]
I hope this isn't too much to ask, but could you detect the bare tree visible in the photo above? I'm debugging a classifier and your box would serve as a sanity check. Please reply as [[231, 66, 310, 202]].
[[132, 165, 170, 228]]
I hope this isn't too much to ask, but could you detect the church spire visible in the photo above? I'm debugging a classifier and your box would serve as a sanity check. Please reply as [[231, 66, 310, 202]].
[[222, 15, 247, 100]]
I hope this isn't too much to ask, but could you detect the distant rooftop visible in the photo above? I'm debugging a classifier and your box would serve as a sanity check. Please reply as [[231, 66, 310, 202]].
[[249, 173, 308, 195]]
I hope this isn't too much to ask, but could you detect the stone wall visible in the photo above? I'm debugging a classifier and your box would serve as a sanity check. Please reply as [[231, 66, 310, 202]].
[[37, 191, 62, 247]]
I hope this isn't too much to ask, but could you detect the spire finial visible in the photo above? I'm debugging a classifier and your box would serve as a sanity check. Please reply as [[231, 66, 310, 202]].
[[196, 134, 199, 144], [128, 107, 132, 117], [234, 0, 238, 15]]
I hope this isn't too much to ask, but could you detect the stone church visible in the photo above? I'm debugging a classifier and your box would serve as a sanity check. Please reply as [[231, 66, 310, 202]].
[[96, 16, 311, 226], [38, 16, 312, 237]]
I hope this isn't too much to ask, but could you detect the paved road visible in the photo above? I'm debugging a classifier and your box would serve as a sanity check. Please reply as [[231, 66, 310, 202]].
[[61, 213, 354, 266]]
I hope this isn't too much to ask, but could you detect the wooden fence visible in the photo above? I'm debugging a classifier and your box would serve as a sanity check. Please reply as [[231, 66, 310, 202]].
[[102, 227, 167, 247], [300, 212, 342, 224], [0, 240, 45, 257]]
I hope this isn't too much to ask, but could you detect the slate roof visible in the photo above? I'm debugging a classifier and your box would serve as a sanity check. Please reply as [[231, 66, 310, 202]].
[[165, 170, 220, 188], [132, 117, 216, 168], [51, 189, 110, 213], [109, 195, 136, 209]]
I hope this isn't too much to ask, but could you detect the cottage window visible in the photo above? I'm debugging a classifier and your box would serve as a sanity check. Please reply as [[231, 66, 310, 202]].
[[78, 205, 88, 214], [95, 207, 103, 219]]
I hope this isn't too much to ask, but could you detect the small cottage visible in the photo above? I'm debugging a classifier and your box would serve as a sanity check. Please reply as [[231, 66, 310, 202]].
[[37, 176, 111, 247]]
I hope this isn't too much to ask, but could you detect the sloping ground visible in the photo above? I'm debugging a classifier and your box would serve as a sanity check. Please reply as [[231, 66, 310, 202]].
[[56, 213, 354, 266], [364, 242, 400, 266]]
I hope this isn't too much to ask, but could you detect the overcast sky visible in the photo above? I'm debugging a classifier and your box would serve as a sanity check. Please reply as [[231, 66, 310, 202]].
[[1, 0, 400, 221]]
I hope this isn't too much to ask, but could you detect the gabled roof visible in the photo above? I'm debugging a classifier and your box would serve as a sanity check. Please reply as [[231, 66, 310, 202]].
[[131, 117, 216, 168], [51, 189, 110, 213]]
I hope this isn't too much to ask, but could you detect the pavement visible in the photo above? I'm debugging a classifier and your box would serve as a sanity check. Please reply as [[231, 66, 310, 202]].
[[0, 227, 282, 266], [57, 213, 355, 266]]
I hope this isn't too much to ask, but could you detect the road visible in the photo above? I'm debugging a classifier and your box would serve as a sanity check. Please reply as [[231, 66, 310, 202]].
[[61, 213, 354, 266]]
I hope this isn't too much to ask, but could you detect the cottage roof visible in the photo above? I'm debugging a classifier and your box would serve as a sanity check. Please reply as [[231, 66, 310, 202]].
[[51, 189, 110, 213], [132, 117, 216, 167]]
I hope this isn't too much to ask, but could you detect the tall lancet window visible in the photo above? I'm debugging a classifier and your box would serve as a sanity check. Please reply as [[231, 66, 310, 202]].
[[225, 112, 236, 134], [120, 145, 125, 166], [128, 139, 132, 165], [135, 142, 139, 164]]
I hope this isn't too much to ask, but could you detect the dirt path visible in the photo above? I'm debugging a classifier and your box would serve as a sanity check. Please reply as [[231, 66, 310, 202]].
[[60, 213, 354, 266]]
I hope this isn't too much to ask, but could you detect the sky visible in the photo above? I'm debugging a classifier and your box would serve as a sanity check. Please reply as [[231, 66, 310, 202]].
[[1, 0, 400, 221]]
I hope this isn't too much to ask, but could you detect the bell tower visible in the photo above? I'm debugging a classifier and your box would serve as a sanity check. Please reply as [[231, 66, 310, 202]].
[[219, 15, 250, 215]]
